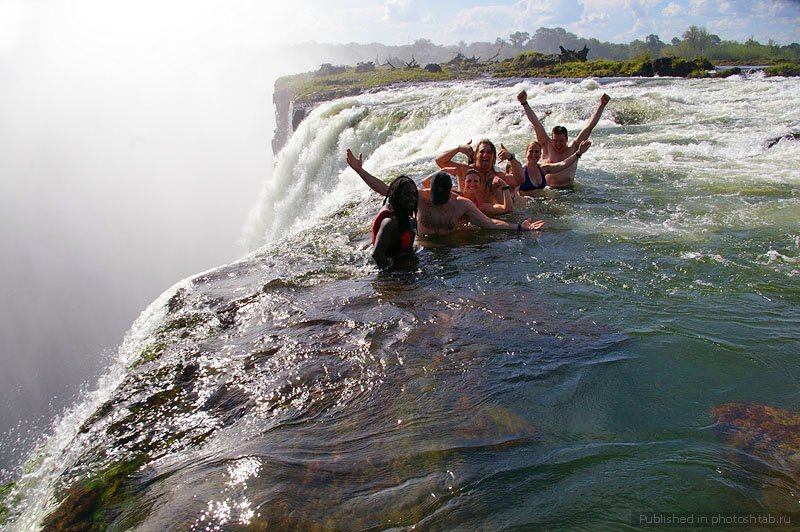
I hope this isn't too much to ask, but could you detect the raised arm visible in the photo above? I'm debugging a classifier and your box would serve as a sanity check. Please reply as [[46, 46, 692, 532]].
[[540, 140, 591, 174], [346, 149, 389, 196], [573, 93, 610, 145], [482, 176, 513, 216], [497, 143, 524, 188], [435, 141, 474, 170], [517, 90, 549, 147]]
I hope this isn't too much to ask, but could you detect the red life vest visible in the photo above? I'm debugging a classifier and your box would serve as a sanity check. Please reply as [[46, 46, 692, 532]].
[[371, 206, 414, 253]]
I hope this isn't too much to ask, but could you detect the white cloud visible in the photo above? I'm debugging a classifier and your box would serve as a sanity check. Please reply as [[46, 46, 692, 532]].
[[717, 0, 734, 13], [383, 0, 418, 23], [661, 2, 687, 16], [517, 0, 557, 17], [585, 11, 610, 23], [689, 0, 715, 15], [449, 5, 521, 41]]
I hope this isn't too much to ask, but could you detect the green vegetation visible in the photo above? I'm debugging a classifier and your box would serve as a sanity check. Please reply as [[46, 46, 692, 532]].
[[765, 63, 800, 76], [280, 53, 769, 107], [42, 459, 149, 530], [274, 25, 798, 130], [277, 65, 457, 105], [309, 25, 799, 68], [1, 481, 15, 525]]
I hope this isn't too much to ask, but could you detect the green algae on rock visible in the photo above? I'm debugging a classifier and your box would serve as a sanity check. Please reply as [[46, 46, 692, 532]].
[[713, 402, 800, 475]]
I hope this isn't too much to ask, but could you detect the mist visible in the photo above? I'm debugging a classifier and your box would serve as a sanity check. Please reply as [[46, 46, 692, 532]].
[[0, 5, 328, 473]]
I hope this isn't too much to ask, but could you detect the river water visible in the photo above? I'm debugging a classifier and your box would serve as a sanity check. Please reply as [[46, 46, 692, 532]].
[[4, 74, 799, 529]]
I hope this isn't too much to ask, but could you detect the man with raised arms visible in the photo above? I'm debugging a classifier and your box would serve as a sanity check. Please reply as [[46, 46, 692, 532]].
[[346, 149, 543, 241], [517, 89, 610, 189], [434, 139, 516, 214]]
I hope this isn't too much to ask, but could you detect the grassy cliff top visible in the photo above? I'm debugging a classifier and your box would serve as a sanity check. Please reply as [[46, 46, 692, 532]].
[[276, 55, 800, 107]]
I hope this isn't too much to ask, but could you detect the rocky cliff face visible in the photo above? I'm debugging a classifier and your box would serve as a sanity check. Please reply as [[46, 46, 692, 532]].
[[271, 82, 307, 155]]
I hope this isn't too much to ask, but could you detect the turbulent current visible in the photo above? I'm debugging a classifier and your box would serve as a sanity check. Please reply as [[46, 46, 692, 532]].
[[3, 75, 800, 529]]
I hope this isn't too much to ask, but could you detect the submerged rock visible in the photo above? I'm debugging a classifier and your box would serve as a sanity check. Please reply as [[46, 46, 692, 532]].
[[712, 401, 800, 474], [42, 459, 148, 530], [764, 130, 800, 149]]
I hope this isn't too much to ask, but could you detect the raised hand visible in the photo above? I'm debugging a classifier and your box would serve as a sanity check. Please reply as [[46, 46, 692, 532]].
[[600, 93, 611, 106], [497, 143, 515, 162], [492, 175, 508, 189], [346, 148, 363, 171], [460, 140, 474, 160], [517, 90, 528, 104]]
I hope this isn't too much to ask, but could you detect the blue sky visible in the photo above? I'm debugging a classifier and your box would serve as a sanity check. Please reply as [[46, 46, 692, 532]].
[[1, 0, 798, 57]]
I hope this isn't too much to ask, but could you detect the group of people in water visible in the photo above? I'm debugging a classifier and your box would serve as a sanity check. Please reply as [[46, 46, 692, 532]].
[[346, 90, 612, 267]]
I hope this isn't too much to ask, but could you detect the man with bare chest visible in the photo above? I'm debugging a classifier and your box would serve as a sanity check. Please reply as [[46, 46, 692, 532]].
[[434, 139, 515, 213], [346, 149, 542, 241], [517, 89, 611, 188]]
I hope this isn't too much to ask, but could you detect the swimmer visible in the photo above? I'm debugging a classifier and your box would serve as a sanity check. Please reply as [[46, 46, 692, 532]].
[[517, 89, 610, 188], [346, 149, 543, 253], [505, 140, 591, 196], [424, 168, 512, 216], [369, 175, 418, 268], [434, 139, 515, 212]]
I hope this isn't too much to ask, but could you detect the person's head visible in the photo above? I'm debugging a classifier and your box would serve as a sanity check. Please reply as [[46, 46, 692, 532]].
[[526, 140, 542, 163], [551, 126, 568, 152], [474, 139, 496, 171], [464, 169, 481, 194], [385, 175, 418, 218], [430, 171, 453, 205]]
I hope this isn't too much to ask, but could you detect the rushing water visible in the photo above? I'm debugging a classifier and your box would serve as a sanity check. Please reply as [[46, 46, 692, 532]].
[[3, 74, 799, 530]]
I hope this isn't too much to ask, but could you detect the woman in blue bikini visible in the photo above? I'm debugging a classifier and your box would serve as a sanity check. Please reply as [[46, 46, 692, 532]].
[[507, 139, 592, 196]]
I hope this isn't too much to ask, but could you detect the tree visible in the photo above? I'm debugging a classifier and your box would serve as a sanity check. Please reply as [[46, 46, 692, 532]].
[[682, 26, 716, 57], [645, 34, 665, 56], [530, 27, 580, 55], [509, 31, 530, 48]]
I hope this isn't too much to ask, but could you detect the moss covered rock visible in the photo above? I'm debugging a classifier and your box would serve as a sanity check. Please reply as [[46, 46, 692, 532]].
[[42, 459, 149, 531]]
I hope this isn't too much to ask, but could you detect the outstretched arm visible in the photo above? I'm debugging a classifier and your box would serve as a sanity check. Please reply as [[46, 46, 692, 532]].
[[346, 149, 389, 196], [461, 199, 543, 231], [540, 140, 591, 174], [574, 93, 610, 145], [517, 90, 549, 147]]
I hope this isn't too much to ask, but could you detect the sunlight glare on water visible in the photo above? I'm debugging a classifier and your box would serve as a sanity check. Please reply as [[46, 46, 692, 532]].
[[6, 75, 800, 530]]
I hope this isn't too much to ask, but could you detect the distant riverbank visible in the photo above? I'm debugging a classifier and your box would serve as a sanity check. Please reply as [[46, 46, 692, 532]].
[[271, 55, 800, 153]]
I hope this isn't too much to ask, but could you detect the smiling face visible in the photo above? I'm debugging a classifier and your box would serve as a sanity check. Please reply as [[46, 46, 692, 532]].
[[464, 172, 481, 194], [552, 126, 569, 153], [475, 141, 496, 171], [526, 141, 542, 164], [552, 133, 568, 152]]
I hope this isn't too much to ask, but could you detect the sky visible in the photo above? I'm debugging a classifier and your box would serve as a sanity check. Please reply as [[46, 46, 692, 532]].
[[1, 0, 798, 57]]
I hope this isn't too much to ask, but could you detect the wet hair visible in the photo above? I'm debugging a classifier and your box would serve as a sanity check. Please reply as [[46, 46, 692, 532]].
[[526, 140, 542, 151], [476, 139, 497, 164], [430, 171, 453, 205], [552, 126, 568, 139], [384, 175, 417, 232], [465, 168, 481, 178], [465, 168, 482, 188]]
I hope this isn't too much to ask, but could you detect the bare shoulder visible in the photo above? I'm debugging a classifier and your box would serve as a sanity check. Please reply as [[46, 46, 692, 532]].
[[452, 195, 477, 214]]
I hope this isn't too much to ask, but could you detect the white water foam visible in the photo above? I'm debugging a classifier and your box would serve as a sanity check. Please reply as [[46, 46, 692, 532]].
[[6, 275, 197, 530]]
